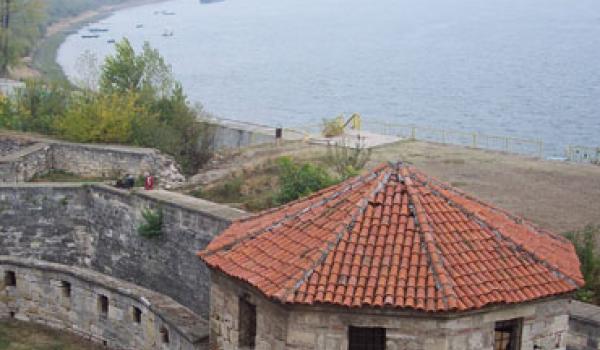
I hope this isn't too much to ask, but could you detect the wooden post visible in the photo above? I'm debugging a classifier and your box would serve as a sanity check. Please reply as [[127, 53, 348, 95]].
[[472, 133, 477, 148], [411, 126, 416, 140]]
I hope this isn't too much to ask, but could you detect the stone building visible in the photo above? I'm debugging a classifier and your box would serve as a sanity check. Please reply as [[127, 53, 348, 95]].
[[199, 162, 583, 350]]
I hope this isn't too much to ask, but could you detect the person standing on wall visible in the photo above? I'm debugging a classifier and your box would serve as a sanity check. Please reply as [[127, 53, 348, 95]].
[[144, 172, 154, 190]]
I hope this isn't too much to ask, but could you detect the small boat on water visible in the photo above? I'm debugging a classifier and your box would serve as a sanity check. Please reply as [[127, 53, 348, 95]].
[[81, 34, 100, 39], [136, 24, 144, 29], [162, 27, 174, 37], [161, 10, 176, 15], [88, 28, 109, 32], [107, 39, 116, 43]]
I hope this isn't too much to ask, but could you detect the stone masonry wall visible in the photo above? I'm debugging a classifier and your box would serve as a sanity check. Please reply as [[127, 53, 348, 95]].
[[566, 300, 600, 350], [0, 143, 51, 183], [209, 270, 572, 350], [0, 183, 246, 318], [0, 134, 185, 187], [209, 271, 288, 350], [0, 256, 208, 350]]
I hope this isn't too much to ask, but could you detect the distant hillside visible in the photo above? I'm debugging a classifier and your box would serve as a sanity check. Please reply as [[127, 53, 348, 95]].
[[44, 0, 127, 26]]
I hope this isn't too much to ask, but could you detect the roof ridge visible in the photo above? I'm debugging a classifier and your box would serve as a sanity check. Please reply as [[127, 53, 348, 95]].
[[410, 168, 570, 244], [407, 169, 582, 288], [202, 165, 387, 257], [402, 167, 458, 311], [279, 170, 393, 302]]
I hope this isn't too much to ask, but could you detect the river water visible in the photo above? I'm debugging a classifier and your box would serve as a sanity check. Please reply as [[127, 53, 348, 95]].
[[57, 0, 600, 155]]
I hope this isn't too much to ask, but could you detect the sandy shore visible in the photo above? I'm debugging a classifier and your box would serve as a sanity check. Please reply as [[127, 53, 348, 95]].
[[10, 0, 171, 80], [45, 0, 171, 38]]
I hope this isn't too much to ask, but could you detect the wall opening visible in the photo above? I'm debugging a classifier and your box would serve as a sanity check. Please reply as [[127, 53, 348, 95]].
[[160, 326, 170, 344], [132, 306, 142, 324], [60, 281, 71, 298], [495, 318, 522, 350], [348, 326, 386, 350], [4, 270, 16, 287], [238, 296, 257, 348], [98, 294, 109, 318], [9, 311, 15, 318]]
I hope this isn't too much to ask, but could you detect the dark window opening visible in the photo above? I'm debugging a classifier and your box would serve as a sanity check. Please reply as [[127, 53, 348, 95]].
[[238, 297, 257, 348], [495, 319, 522, 350], [102, 340, 107, 347], [9, 311, 15, 318], [132, 306, 142, 324], [60, 281, 71, 298], [4, 271, 16, 287], [348, 326, 386, 350], [98, 295, 109, 318], [160, 327, 170, 344]]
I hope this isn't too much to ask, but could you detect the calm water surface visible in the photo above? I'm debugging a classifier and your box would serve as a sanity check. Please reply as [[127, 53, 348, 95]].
[[57, 0, 600, 155]]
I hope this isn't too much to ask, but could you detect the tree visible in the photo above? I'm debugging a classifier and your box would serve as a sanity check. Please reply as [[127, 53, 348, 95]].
[[566, 225, 600, 304], [100, 39, 174, 98], [74, 50, 101, 91], [326, 136, 372, 179], [55, 91, 142, 143], [99, 38, 144, 93], [13, 79, 69, 134], [0, 0, 45, 76]]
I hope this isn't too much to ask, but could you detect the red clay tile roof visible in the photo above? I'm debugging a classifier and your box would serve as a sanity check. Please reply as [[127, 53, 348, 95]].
[[198, 162, 583, 312]]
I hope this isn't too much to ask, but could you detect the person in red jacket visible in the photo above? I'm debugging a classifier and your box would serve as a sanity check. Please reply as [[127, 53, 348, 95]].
[[144, 173, 154, 190]]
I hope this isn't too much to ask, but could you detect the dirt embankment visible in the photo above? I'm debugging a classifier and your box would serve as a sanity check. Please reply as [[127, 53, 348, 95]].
[[194, 140, 600, 234]]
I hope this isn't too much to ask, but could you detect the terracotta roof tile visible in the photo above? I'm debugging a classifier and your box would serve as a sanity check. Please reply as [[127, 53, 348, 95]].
[[198, 162, 583, 312]]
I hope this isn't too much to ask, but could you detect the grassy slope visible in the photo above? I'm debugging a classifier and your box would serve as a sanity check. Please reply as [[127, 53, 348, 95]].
[[187, 140, 600, 233], [0, 320, 106, 350]]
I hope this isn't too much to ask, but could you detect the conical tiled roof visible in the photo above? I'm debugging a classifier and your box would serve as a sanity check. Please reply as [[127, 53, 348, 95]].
[[198, 162, 583, 312]]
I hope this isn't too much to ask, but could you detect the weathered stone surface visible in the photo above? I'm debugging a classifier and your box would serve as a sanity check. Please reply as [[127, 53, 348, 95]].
[[0, 134, 185, 188], [209, 270, 572, 350], [0, 183, 246, 318], [567, 300, 600, 350], [0, 256, 208, 350]]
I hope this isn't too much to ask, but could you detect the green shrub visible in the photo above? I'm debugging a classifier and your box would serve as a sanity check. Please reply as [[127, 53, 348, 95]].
[[137, 208, 163, 238], [326, 139, 372, 179], [212, 178, 243, 203], [566, 225, 600, 304], [275, 157, 337, 204]]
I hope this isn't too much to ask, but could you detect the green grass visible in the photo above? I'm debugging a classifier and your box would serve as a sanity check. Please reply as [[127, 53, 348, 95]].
[[29, 169, 108, 182], [0, 320, 105, 350]]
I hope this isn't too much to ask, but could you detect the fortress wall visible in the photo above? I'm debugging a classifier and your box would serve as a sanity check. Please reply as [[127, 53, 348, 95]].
[[0, 134, 185, 187], [0, 183, 245, 318], [0, 256, 208, 350]]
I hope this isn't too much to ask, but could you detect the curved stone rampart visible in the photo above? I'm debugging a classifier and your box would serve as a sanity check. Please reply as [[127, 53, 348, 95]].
[[0, 183, 246, 317], [0, 256, 208, 349]]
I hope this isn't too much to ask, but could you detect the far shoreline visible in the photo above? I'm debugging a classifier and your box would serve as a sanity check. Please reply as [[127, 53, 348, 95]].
[[25, 0, 172, 82]]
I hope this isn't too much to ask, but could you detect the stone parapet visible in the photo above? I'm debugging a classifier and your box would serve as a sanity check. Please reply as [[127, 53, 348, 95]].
[[0, 256, 208, 350], [0, 183, 246, 318], [0, 133, 185, 187]]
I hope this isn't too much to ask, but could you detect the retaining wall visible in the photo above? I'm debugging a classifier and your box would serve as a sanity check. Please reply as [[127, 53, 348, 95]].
[[0, 183, 246, 318], [0, 134, 185, 187], [0, 256, 208, 350]]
